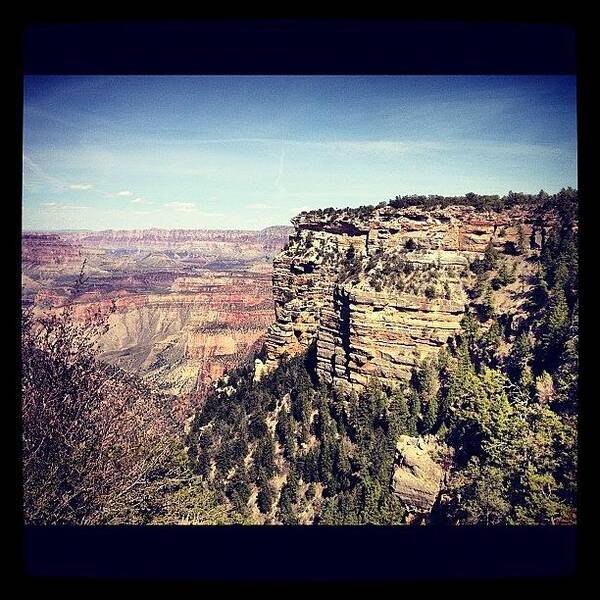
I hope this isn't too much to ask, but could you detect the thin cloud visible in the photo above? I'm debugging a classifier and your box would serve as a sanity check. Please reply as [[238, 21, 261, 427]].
[[248, 203, 273, 210], [23, 155, 65, 189], [275, 146, 286, 194], [69, 183, 94, 190], [147, 136, 565, 159], [165, 201, 197, 213], [40, 202, 88, 211], [116, 190, 133, 197]]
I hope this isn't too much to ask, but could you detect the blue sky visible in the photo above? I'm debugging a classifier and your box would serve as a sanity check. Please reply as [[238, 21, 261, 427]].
[[22, 76, 577, 231]]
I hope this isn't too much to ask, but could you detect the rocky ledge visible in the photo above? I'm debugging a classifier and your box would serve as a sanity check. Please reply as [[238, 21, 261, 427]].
[[261, 202, 559, 390]]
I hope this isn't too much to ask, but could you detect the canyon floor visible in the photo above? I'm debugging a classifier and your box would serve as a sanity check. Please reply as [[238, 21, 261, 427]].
[[21, 227, 291, 397]]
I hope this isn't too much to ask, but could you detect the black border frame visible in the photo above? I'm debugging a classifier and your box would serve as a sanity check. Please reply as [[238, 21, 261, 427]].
[[13, 16, 588, 585]]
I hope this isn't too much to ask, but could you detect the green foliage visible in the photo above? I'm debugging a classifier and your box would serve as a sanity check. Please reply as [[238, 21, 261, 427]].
[[407, 389, 421, 436], [387, 388, 409, 441], [278, 466, 300, 523], [21, 298, 183, 525], [491, 260, 517, 289], [507, 333, 533, 383], [184, 196, 577, 526], [276, 405, 297, 460], [471, 242, 500, 274], [257, 475, 274, 515], [424, 284, 436, 299], [477, 287, 496, 321], [441, 397, 576, 525]]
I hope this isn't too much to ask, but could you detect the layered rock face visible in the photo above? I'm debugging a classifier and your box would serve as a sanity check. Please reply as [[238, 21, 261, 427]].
[[263, 203, 555, 390], [22, 227, 290, 396], [317, 287, 466, 386]]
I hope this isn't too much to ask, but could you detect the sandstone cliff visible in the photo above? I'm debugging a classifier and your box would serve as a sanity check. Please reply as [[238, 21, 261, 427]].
[[262, 203, 558, 390]]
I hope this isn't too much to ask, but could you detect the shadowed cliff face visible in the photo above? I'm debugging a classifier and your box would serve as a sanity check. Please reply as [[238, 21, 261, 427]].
[[261, 204, 559, 390], [22, 227, 291, 396]]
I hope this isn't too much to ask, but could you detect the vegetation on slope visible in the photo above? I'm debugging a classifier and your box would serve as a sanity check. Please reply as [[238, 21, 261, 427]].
[[187, 191, 578, 525], [300, 187, 578, 223], [21, 270, 240, 525]]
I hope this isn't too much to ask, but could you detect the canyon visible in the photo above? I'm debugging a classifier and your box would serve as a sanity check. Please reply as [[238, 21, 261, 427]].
[[22, 227, 291, 396], [22, 191, 579, 526]]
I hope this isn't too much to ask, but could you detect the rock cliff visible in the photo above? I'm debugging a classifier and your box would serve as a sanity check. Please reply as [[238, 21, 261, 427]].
[[262, 203, 558, 390]]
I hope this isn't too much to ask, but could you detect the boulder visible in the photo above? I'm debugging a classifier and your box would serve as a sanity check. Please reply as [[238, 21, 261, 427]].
[[391, 435, 445, 513]]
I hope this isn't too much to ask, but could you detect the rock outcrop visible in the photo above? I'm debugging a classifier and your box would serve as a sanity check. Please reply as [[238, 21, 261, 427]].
[[263, 203, 558, 390], [391, 435, 448, 513]]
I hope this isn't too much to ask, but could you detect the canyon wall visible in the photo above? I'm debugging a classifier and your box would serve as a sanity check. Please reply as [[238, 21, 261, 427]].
[[22, 227, 291, 396], [262, 203, 555, 390]]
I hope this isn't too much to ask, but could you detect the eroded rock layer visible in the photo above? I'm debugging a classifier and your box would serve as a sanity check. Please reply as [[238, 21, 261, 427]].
[[263, 203, 557, 390], [22, 227, 291, 395]]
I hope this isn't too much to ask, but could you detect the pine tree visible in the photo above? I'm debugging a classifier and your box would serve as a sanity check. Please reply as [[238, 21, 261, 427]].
[[302, 447, 319, 483], [278, 466, 300, 523], [461, 311, 480, 354], [554, 303, 578, 412], [257, 476, 274, 515], [507, 333, 533, 382], [422, 394, 439, 434], [538, 288, 569, 371], [226, 464, 252, 514], [362, 480, 383, 524], [256, 432, 277, 478], [195, 446, 212, 480], [333, 438, 352, 493], [479, 287, 495, 321], [407, 389, 420, 436], [474, 320, 502, 368], [318, 439, 335, 488], [276, 405, 296, 460], [387, 388, 409, 441]]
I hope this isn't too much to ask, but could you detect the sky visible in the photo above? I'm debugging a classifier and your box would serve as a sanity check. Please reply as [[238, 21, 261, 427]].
[[22, 75, 577, 231]]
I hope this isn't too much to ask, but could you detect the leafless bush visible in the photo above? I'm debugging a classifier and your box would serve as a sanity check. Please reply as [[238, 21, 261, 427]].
[[21, 283, 182, 524]]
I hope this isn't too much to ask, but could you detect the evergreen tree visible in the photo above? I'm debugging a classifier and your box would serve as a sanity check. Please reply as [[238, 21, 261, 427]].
[[474, 320, 502, 368], [256, 432, 277, 478], [302, 447, 319, 483], [278, 466, 300, 523], [387, 388, 409, 441], [478, 287, 495, 321], [276, 405, 296, 460], [507, 332, 533, 382], [554, 303, 578, 412], [194, 446, 212, 480], [407, 389, 421, 436], [422, 394, 439, 434], [333, 439, 352, 493], [538, 288, 569, 371], [226, 464, 252, 514], [257, 476, 274, 515]]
